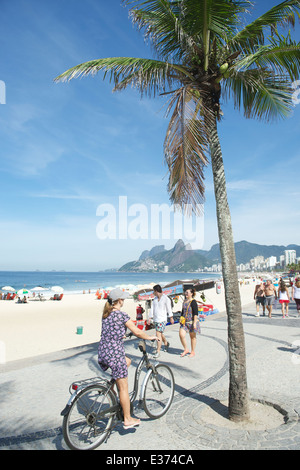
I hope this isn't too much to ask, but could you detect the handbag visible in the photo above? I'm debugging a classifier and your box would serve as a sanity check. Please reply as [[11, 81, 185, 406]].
[[180, 301, 192, 326]]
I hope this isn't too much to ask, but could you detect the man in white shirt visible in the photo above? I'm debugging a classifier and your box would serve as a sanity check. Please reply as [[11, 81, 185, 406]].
[[147, 284, 174, 358]]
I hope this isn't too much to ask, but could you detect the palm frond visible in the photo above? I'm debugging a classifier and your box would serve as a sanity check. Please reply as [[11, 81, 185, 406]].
[[180, 0, 252, 39], [229, 0, 300, 53], [234, 41, 300, 81], [123, 0, 196, 62], [180, 0, 252, 71], [223, 68, 294, 121], [54, 57, 194, 97], [164, 86, 210, 212]]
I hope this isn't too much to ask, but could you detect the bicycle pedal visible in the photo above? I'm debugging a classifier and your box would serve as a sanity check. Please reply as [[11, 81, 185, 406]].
[[104, 430, 112, 443], [136, 399, 144, 409]]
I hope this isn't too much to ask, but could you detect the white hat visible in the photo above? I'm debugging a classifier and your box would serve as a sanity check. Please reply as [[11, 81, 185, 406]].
[[109, 288, 130, 301]]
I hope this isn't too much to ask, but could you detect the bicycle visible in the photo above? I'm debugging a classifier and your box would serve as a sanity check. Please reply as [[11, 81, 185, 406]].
[[61, 337, 175, 450]]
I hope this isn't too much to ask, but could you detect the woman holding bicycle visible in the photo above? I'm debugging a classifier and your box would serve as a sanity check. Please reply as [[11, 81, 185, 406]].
[[98, 288, 158, 430]]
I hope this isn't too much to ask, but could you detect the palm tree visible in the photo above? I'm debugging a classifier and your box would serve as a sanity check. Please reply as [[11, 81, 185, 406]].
[[55, 0, 300, 422]]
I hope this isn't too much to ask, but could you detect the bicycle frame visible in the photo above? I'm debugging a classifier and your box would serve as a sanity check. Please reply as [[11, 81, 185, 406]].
[[61, 339, 158, 421], [130, 340, 159, 403], [61, 337, 175, 450]]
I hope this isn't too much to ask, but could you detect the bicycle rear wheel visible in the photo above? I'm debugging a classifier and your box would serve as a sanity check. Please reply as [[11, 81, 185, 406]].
[[143, 364, 175, 419], [62, 384, 116, 450]]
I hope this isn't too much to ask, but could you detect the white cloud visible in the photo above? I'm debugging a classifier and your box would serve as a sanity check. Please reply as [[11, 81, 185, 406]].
[[30, 189, 99, 201], [226, 179, 258, 191]]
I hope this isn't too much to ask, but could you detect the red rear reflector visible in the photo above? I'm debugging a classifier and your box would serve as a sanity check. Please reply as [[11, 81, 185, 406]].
[[72, 384, 78, 391]]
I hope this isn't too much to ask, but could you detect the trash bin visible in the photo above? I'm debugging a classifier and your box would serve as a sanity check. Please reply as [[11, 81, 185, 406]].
[[76, 326, 83, 335]]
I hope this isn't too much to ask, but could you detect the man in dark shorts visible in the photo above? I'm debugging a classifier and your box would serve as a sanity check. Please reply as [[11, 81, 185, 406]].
[[254, 282, 265, 317]]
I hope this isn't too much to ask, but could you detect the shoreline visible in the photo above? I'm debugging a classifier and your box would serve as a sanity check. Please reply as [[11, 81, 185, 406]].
[[0, 280, 258, 364]]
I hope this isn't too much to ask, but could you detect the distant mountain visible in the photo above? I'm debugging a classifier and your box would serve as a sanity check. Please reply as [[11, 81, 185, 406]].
[[119, 239, 213, 272], [197, 240, 300, 264], [118, 240, 300, 272], [139, 245, 166, 261]]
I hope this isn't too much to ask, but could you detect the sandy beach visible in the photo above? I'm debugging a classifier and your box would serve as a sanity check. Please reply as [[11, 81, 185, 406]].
[[0, 280, 257, 364]]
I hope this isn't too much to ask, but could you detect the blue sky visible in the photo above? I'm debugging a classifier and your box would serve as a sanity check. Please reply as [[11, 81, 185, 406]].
[[0, 0, 299, 271]]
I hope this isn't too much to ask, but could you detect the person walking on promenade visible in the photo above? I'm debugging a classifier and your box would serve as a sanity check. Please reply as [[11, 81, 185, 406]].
[[265, 280, 277, 318], [179, 288, 201, 357], [254, 281, 266, 317], [136, 303, 144, 321], [98, 288, 158, 429], [277, 280, 290, 318], [292, 279, 300, 317], [147, 284, 174, 358]]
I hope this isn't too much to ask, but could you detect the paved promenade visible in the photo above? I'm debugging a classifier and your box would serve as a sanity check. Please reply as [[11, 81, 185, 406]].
[[0, 300, 300, 451]]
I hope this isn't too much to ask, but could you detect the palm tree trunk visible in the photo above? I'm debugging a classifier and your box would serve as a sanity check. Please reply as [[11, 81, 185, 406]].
[[208, 117, 250, 422]]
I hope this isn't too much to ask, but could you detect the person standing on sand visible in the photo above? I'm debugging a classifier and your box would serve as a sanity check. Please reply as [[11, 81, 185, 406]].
[[254, 281, 266, 317], [147, 284, 174, 358], [264, 280, 277, 318]]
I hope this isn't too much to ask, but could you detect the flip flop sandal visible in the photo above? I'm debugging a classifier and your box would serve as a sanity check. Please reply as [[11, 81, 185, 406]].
[[123, 421, 140, 430]]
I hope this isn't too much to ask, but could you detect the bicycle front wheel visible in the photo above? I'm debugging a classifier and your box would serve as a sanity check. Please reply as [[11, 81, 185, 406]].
[[143, 364, 175, 419], [62, 384, 116, 450]]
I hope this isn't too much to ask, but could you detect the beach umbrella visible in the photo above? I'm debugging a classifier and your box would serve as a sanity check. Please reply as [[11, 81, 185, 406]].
[[2, 286, 15, 291], [51, 286, 64, 293], [17, 288, 31, 296], [124, 284, 136, 293], [32, 286, 48, 291]]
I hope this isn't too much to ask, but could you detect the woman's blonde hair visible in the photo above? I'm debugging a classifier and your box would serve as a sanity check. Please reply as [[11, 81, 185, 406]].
[[102, 298, 119, 319]]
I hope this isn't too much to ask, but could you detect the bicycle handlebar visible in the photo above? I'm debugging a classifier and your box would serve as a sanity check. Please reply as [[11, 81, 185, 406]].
[[125, 332, 158, 344]]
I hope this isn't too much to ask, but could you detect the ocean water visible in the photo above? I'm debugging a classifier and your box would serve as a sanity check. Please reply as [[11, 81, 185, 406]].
[[0, 271, 220, 295]]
